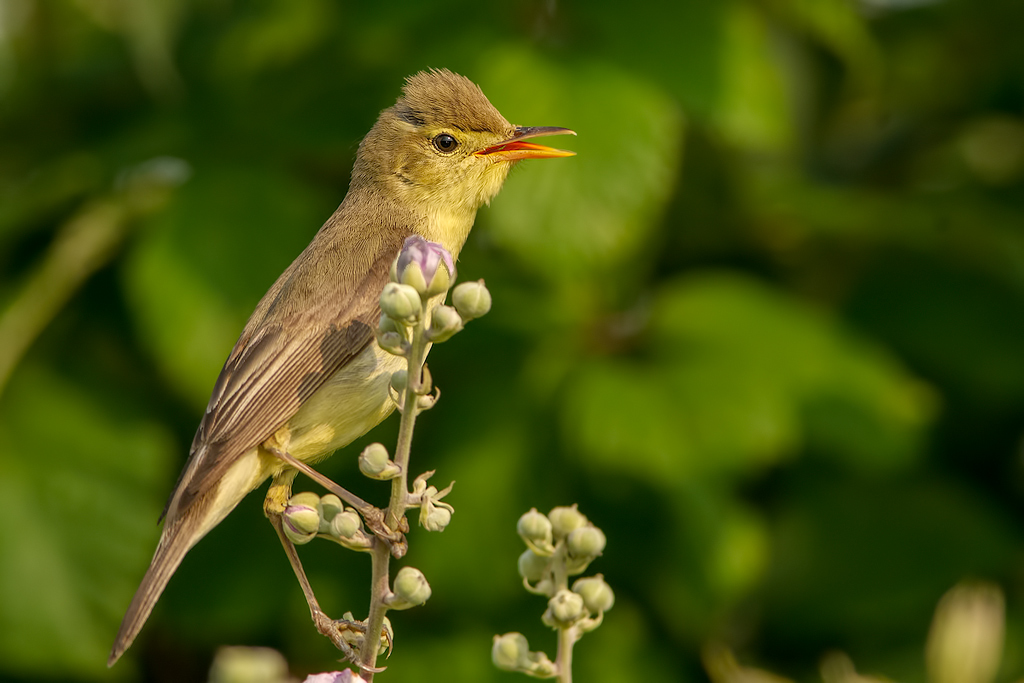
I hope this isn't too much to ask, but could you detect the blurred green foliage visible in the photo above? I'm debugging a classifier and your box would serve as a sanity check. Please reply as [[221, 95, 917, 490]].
[[1, 0, 1022, 681]]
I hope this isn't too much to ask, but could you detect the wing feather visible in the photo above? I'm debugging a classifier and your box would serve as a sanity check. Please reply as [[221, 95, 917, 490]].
[[172, 246, 394, 512]]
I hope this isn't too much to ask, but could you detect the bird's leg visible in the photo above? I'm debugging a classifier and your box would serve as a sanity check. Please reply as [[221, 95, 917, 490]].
[[264, 445, 408, 558], [264, 470, 371, 665]]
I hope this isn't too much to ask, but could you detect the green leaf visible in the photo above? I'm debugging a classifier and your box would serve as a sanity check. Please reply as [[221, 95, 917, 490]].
[[714, 2, 796, 153], [562, 272, 935, 485], [478, 47, 685, 281], [121, 162, 326, 408], [763, 0, 883, 90], [0, 364, 174, 678]]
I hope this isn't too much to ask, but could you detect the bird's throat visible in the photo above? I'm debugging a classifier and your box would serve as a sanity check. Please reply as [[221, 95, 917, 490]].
[[422, 204, 478, 260]]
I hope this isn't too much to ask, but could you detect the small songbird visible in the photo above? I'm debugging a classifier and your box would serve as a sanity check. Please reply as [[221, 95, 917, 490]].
[[108, 69, 574, 665]]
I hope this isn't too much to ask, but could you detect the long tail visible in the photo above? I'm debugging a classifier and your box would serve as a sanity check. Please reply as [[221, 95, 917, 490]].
[[108, 446, 275, 666], [107, 511, 203, 666]]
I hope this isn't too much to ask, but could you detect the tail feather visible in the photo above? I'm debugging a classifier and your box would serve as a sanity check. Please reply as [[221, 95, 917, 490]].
[[107, 514, 200, 667], [108, 447, 274, 666]]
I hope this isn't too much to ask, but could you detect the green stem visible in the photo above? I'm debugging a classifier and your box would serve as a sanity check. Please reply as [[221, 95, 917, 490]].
[[358, 541, 391, 680], [556, 626, 575, 683], [386, 318, 428, 529], [358, 309, 430, 678], [0, 200, 127, 397]]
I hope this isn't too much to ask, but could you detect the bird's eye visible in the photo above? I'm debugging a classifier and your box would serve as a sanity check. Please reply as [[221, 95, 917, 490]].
[[432, 133, 459, 154]]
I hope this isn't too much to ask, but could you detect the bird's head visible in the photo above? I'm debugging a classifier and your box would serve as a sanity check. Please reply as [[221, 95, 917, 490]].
[[352, 69, 574, 249]]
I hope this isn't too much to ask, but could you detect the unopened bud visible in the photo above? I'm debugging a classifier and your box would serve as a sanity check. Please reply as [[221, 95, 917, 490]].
[[425, 305, 463, 342], [377, 330, 407, 356], [572, 575, 615, 613], [329, 509, 362, 539], [398, 261, 428, 293], [548, 505, 587, 539], [377, 313, 405, 336], [567, 525, 606, 558], [390, 369, 408, 393], [302, 671, 366, 683], [359, 443, 401, 480], [492, 632, 531, 672], [420, 505, 452, 532], [283, 492, 322, 545], [209, 646, 289, 683], [318, 494, 344, 533], [392, 235, 454, 297], [518, 549, 550, 583], [379, 283, 421, 322], [517, 508, 553, 551], [388, 566, 432, 609], [452, 280, 491, 320], [927, 582, 1005, 683], [544, 589, 586, 627]]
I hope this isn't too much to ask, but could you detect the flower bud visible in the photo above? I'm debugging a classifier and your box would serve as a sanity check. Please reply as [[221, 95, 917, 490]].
[[303, 671, 368, 679], [415, 391, 437, 410], [548, 505, 587, 540], [544, 589, 586, 628], [390, 369, 408, 393], [517, 508, 553, 550], [379, 282, 421, 322], [492, 632, 531, 672], [567, 525, 606, 558], [329, 509, 363, 539], [398, 261, 428, 293], [388, 566, 432, 609], [209, 646, 289, 683], [318, 494, 344, 533], [358, 443, 401, 480], [572, 575, 615, 613], [283, 492, 322, 545], [518, 549, 549, 583], [377, 313, 405, 336], [420, 505, 452, 532], [377, 330, 407, 356], [927, 582, 1005, 683], [302, 670, 366, 683], [392, 235, 454, 297], [452, 279, 491, 320], [425, 305, 463, 343]]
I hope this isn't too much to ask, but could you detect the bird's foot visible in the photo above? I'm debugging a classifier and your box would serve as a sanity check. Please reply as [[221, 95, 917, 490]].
[[263, 469, 298, 518], [312, 610, 388, 673]]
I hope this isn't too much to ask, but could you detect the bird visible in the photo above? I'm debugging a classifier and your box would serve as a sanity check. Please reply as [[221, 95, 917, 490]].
[[108, 68, 574, 666]]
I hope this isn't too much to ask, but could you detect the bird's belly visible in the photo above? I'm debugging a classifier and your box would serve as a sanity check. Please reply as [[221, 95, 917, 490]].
[[280, 343, 405, 463]]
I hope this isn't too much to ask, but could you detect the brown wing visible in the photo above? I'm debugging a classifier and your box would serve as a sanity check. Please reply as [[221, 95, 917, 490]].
[[169, 245, 394, 514]]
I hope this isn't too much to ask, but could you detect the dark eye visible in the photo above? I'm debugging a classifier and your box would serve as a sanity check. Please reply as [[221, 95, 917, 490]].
[[432, 133, 459, 153]]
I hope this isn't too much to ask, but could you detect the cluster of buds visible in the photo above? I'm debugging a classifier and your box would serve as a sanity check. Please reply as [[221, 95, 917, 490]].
[[377, 235, 491, 362], [493, 505, 614, 679], [276, 236, 482, 673], [282, 492, 373, 551]]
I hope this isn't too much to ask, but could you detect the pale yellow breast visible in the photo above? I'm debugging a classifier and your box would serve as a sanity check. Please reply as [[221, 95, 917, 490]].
[[279, 342, 406, 463]]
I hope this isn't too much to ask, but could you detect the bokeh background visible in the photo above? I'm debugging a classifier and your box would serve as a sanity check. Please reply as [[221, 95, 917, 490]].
[[2, 0, 1023, 681]]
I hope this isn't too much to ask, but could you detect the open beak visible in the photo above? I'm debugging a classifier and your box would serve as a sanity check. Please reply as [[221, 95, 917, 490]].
[[475, 126, 576, 161]]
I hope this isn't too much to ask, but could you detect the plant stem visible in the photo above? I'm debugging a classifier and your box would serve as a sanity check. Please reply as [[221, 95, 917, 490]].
[[556, 626, 575, 683], [386, 319, 428, 529], [358, 541, 391, 680], [358, 311, 430, 679], [551, 541, 574, 683]]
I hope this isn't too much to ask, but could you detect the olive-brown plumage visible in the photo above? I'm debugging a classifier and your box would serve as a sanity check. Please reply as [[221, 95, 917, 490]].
[[108, 69, 573, 666]]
